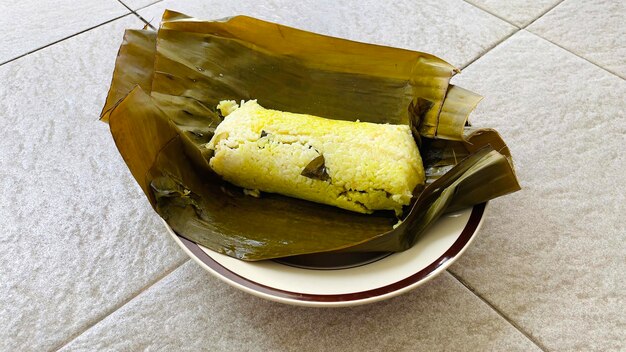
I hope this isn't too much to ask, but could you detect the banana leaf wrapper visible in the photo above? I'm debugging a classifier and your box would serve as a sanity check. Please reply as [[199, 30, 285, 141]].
[[102, 11, 520, 260]]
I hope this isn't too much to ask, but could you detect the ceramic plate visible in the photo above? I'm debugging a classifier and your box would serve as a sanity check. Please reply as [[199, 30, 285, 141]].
[[165, 203, 486, 307]]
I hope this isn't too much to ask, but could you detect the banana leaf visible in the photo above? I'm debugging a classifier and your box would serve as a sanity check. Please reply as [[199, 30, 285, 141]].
[[101, 29, 156, 122], [103, 11, 520, 260]]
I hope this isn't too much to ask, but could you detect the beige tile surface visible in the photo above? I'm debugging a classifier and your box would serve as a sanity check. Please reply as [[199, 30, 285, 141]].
[[138, 0, 516, 68], [450, 30, 626, 351], [60, 262, 541, 352], [529, 0, 626, 78], [0, 16, 187, 351], [463, 0, 562, 27], [0, 0, 129, 63]]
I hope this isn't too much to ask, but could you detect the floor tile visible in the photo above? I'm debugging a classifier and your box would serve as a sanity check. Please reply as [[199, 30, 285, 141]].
[[120, 0, 161, 11], [0, 0, 129, 63], [138, 0, 516, 68], [450, 30, 626, 351], [0, 16, 187, 350], [463, 0, 562, 27], [61, 262, 540, 352], [529, 0, 625, 78]]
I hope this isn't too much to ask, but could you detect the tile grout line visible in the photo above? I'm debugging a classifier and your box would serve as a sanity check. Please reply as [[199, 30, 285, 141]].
[[446, 4, 584, 352], [459, 0, 521, 28], [452, 0, 521, 71], [0, 13, 133, 67], [460, 28, 520, 70], [0, 0, 164, 68], [521, 0, 567, 30], [458, 0, 567, 71], [129, 0, 166, 28], [116, 0, 161, 30], [520, 0, 623, 79], [460, 0, 623, 80], [126, 0, 165, 12], [446, 269, 550, 352], [526, 31, 626, 80], [461, 0, 567, 30], [450, 0, 614, 344], [50, 258, 190, 352]]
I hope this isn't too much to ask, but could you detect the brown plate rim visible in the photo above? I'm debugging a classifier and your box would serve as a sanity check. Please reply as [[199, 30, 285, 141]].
[[175, 202, 486, 304]]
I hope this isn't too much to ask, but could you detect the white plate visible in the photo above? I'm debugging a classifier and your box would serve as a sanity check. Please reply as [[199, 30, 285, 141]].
[[165, 203, 486, 307]]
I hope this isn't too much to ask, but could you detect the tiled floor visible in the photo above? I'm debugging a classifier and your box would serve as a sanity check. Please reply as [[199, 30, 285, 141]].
[[1, 1, 624, 351]]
